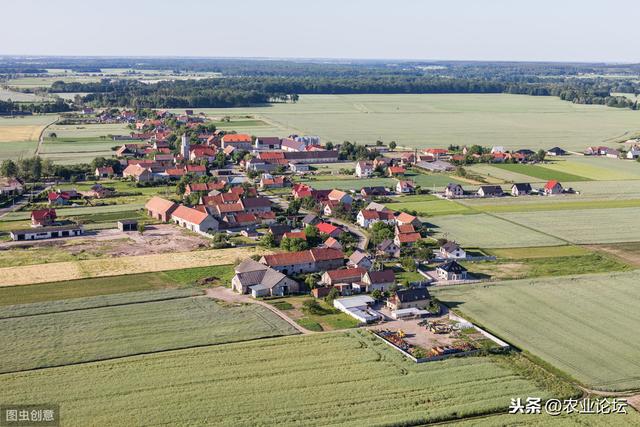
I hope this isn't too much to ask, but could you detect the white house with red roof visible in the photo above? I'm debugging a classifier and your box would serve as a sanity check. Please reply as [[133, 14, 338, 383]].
[[543, 180, 563, 195], [171, 205, 219, 235]]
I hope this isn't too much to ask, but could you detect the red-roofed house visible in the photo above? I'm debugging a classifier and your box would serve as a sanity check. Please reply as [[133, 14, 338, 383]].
[[171, 205, 219, 235], [388, 166, 406, 177], [321, 267, 366, 286], [31, 209, 57, 227], [221, 133, 253, 150], [395, 212, 421, 227], [283, 231, 307, 240], [544, 180, 563, 195], [316, 222, 342, 238], [145, 197, 178, 222], [260, 247, 344, 275], [95, 167, 115, 178], [184, 165, 207, 176], [48, 191, 71, 206]]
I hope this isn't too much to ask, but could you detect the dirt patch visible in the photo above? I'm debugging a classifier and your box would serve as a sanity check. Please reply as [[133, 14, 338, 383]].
[[586, 243, 640, 267], [628, 394, 640, 412]]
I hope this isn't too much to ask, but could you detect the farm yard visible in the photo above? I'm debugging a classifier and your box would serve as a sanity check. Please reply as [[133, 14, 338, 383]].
[[433, 271, 640, 391], [0, 331, 576, 426], [0, 291, 298, 373]]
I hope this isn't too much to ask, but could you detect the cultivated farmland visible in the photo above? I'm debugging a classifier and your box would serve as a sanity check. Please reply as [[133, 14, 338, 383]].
[[540, 157, 640, 181], [426, 213, 565, 248], [497, 207, 640, 244], [0, 331, 574, 426], [388, 194, 472, 216], [0, 292, 298, 373], [491, 163, 591, 182], [179, 94, 640, 152], [433, 271, 640, 391]]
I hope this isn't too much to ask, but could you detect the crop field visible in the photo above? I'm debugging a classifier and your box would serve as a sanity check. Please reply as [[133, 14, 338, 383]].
[[0, 293, 298, 373], [0, 264, 235, 306], [485, 245, 591, 259], [0, 87, 49, 102], [464, 164, 542, 184], [426, 213, 565, 248], [180, 94, 640, 152], [540, 157, 640, 181], [497, 207, 640, 244], [491, 163, 591, 182], [450, 411, 640, 426], [0, 114, 56, 142], [40, 122, 132, 163], [433, 271, 640, 391], [460, 197, 640, 214], [0, 331, 574, 426], [387, 195, 473, 216], [0, 246, 269, 286], [299, 176, 396, 190]]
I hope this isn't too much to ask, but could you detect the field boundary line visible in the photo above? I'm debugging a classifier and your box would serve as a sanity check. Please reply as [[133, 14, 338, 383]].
[[35, 115, 60, 156]]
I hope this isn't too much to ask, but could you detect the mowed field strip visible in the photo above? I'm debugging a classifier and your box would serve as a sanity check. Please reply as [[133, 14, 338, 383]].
[[178, 94, 640, 151], [0, 291, 298, 373], [433, 271, 640, 391], [0, 331, 569, 426], [0, 247, 269, 286]]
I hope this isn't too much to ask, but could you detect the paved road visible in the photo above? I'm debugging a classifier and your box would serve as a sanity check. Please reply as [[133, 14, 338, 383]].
[[0, 184, 51, 219]]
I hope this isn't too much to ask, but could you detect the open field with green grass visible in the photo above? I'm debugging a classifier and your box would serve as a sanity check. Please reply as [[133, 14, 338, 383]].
[[0, 331, 575, 426], [433, 271, 640, 391], [491, 163, 591, 182], [387, 194, 473, 216], [299, 170, 462, 191], [426, 213, 565, 248], [461, 196, 640, 214], [485, 245, 591, 259], [0, 264, 234, 306], [40, 122, 131, 163], [267, 296, 360, 331], [179, 94, 640, 152], [497, 207, 640, 244], [540, 157, 640, 181], [465, 163, 543, 184], [0, 292, 298, 373], [0, 114, 57, 159], [0, 87, 49, 102]]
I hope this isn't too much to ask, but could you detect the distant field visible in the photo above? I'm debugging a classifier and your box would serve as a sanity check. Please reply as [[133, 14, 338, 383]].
[[180, 94, 640, 152], [0, 87, 48, 102], [40, 122, 131, 162], [461, 197, 640, 214], [0, 264, 234, 306], [299, 170, 462, 191], [433, 271, 640, 391], [426, 213, 564, 248], [540, 157, 640, 181], [491, 164, 591, 182], [0, 293, 298, 373], [6, 75, 103, 88], [0, 331, 573, 426], [0, 114, 56, 142], [497, 207, 640, 244]]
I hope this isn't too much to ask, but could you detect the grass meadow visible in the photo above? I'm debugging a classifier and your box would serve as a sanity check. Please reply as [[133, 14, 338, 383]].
[[433, 271, 640, 391], [0, 331, 575, 426], [387, 194, 473, 216], [0, 293, 298, 373], [491, 163, 591, 182], [176, 94, 640, 152], [40, 122, 131, 163]]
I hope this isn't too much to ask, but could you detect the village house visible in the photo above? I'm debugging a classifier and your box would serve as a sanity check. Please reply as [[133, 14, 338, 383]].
[[357, 209, 395, 228], [605, 148, 621, 159], [387, 166, 406, 177], [355, 161, 373, 178], [269, 224, 292, 243], [444, 183, 464, 198], [395, 212, 421, 228], [544, 180, 563, 195], [241, 197, 272, 214], [145, 197, 178, 222], [48, 191, 71, 206], [284, 150, 339, 164], [323, 236, 342, 250], [221, 133, 253, 151], [123, 164, 154, 182], [546, 147, 566, 156], [95, 167, 115, 178], [365, 201, 388, 212], [394, 230, 421, 247], [316, 222, 342, 238], [360, 186, 388, 198], [360, 270, 395, 292], [31, 209, 57, 227], [81, 184, 114, 199], [171, 205, 219, 235], [321, 267, 366, 287], [231, 259, 300, 298], [377, 239, 400, 258], [302, 213, 320, 227], [0, 177, 24, 196], [627, 145, 640, 159], [259, 175, 287, 189], [477, 185, 504, 198], [387, 287, 431, 311], [511, 183, 532, 196], [347, 250, 373, 270], [254, 136, 281, 150], [260, 247, 344, 275], [283, 230, 307, 241], [437, 260, 468, 281], [439, 241, 466, 259], [289, 163, 310, 174], [281, 138, 307, 152], [396, 180, 415, 194]]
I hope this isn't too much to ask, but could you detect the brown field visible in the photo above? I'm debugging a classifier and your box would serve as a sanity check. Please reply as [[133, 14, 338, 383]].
[[586, 242, 640, 267], [0, 246, 270, 287]]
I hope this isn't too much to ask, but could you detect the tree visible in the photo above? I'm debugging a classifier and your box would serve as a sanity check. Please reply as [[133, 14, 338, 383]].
[[260, 232, 276, 248], [536, 149, 546, 162], [324, 287, 340, 305], [389, 141, 397, 151], [304, 273, 319, 290], [401, 257, 417, 272], [281, 237, 308, 252], [137, 222, 145, 234], [371, 289, 383, 300], [0, 159, 17, 177], [370, 222, 394, 245], [304, 224, 320, 246], [48, 132, 57, 139], [325, 141, 334, 150]]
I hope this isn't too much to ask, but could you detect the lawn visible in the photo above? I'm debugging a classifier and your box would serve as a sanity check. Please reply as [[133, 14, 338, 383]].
[[0, 331, 575, 426], [491, 164, 591, 182], [0, 293, 298, 373], [433, 271, 640, 391], [178, 94, 640, 152], [0, 264, 234, 306], [426, 213, 564, 248], [497, 207, 640, 244], [272, 296, 361, 331]]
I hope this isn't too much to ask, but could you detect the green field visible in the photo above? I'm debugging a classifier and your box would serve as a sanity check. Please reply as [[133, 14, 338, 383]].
[[178, 94, 640, 152], [450, 411, 640, 426], [433, 271, 640, 391], [485, 245, 591, 259], [0, 291, 298, 373], [426, 213, 565, 248], [0, 331, 575, 426], [40, 122, 131, 163], [497, 207, 640, 244], [461, 197, 640, 214], [491, 164, 591, 182], [0, 264, 234, 306], [387, 194, 473, 216], [540, 157, 640, 181]]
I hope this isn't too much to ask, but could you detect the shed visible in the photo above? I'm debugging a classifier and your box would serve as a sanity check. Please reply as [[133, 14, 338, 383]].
[[118, 219, 138, 232]]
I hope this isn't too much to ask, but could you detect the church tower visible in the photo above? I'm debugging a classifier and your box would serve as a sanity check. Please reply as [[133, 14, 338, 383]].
[[181, 133, 190, 160]]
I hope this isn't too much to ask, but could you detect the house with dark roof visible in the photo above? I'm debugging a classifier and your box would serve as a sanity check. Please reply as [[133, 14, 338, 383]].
[[439, 241, 466, 259], [444, 183, 464, 199], [387, 287, 431, 311], [477, 185, 504, 198], [254, 137, 281, 150], [377, 239, 400, 258], [347, 250, 373, 270], [302, 213, 320, 227], [437, 260, 468, 281], [546, 147, 566, 156], [511, 183, 532, 196]]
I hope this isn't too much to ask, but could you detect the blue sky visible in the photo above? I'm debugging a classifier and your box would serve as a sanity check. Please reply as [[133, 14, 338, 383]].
[[2, 0, 638, 62]]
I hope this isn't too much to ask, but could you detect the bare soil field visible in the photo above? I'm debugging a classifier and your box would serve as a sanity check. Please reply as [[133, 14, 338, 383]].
[[586, 243, 640, 267], [0, 246, 270, 287]]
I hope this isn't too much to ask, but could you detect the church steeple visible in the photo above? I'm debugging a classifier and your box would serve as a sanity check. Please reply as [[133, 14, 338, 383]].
[[181, 133, 190, 160]]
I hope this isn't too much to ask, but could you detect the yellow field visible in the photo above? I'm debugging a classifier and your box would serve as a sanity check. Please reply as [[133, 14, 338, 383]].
[[0, 247, 270, 287], [0, 115, 57, 143]]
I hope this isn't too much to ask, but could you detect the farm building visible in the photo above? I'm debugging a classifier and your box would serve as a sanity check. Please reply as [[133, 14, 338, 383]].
[[437, 261, 468, 281], [260, 247, 344, 275], [10, 224, 83, 241], [231, 259, 299, 297], [145, 197, 178, 222], [254, 136, 281, 150], [543, 180, 563, 195], [357, 209, 395, 228], [321, 267, 366, 287], [323, 237, 342, 250], [333, 295, 381, 324], [387, 287, 431, 311], [95, 167, 115, 178], [511, 183, 532, 196], [117, 220, 138, 232], [171, 206, 219, 235]]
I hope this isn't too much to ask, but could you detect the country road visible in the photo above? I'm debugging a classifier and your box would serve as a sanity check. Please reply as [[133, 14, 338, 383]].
[[35, 116, 59, 156]]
